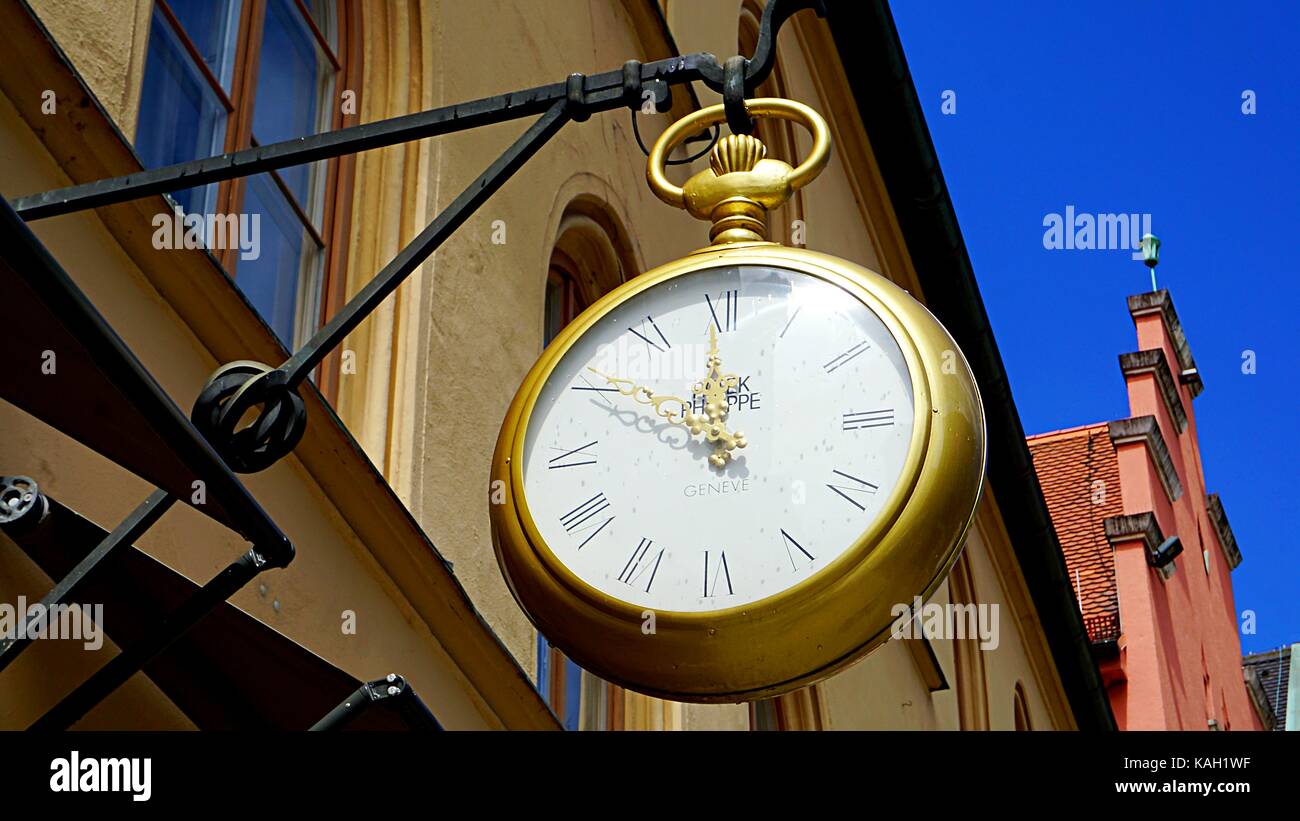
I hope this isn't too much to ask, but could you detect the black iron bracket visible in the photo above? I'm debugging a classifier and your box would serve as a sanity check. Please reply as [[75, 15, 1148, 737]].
[[10, 0, 824, 223], [1, 0, 825, 730], [0, 477, 284, 729]]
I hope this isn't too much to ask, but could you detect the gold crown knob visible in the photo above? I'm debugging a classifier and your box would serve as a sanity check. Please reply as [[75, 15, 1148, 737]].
[[709, 134, 767, 176], [646, 98, 831, 247]]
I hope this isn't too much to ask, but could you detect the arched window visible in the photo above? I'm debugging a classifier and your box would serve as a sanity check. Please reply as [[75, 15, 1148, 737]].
[[135, 0, 358, 351], [544, 261, 587, 346], [536, 198, 638, 730], [1013, 683, 1032, 731]]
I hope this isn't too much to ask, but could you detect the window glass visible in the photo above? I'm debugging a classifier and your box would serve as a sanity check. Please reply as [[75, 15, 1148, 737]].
[[536, 635, 583, 731], [561, 654, 582, 730], [136, 11, 227, 216], [167, 0, 242, 89], [750, 699, 781, 730], [135, 0, 341, 352], [236, 174, 322, 346], [544, 278, 563, 346], [252, 0, 333, 214]]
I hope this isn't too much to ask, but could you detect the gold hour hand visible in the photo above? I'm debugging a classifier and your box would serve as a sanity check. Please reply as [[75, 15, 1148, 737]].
[[586, 364, 747, 468]]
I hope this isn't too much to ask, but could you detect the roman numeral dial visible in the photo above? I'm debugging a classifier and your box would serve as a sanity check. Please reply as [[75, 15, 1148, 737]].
[[628, 315, 671, 353], [618, 538, 664, 592], [703, 550, 734, 597], [826, 469, 879, 511], [548, 440, 598, 469], [560, 492, 615, 549], [843, 409, 894, 430], [706, 289, 739, 332], [824, 341, 870, 374], [571, 373, 617, 395], [517, 263, 920, 615], [780, 529, 815, 571]]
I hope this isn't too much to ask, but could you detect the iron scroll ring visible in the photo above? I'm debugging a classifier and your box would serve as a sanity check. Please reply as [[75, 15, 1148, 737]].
[[191, 361, 306, 474]]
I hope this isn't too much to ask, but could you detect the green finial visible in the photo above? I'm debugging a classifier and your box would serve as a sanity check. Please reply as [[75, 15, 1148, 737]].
[[1140, 233, 1161, 268], [1140, 233, 1161, 291]]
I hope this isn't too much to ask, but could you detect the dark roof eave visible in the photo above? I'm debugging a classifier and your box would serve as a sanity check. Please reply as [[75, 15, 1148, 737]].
[[824, 0, 1116, 730]]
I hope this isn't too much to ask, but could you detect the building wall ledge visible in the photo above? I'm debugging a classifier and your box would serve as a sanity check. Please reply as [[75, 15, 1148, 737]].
[[1206, 492, 1244, 570], [1108, 415, 1184, 503], [1103, 511, 1166, 566], [1118, 350, 1188, 434], [1127, 289, 1204, 398]]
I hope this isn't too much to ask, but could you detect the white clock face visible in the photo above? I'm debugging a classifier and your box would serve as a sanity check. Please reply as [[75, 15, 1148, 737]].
[[520, 264, 915, 613]]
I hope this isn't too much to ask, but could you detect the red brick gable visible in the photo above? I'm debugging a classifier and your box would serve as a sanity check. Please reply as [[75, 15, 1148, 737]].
[[1027, 424, 1122, 641]]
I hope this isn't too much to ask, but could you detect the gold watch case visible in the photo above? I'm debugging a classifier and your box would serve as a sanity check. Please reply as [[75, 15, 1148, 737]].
[[489, 242, 987, 703]]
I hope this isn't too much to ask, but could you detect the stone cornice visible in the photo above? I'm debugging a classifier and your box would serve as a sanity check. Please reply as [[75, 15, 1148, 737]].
[[1128, 290, 1204, 398], [1108, 415, 1184, 502], [1103, 511, 1166, 564], [1119, 349, 1188, 433], [1206, 493, 1244, 570]]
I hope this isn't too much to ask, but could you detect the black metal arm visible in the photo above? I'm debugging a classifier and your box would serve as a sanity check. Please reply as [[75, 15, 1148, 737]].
[[11, 66, 668, 221], [0, 488, 173, 674], [28, 547, 269, 731], [11, 0, 828, 222], [280, 99, 570, 387], [310, 674, 442, 731]]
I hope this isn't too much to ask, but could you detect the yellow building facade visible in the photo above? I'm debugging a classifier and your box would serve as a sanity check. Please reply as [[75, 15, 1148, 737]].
[[0, 0, 1108, 730]]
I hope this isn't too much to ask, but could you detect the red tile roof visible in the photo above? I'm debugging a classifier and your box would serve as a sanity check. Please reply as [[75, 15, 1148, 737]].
[[1027, 423, 1122, 640]]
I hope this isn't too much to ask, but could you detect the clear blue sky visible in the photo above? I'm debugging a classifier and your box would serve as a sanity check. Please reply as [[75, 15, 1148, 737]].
[[891, 1, 1297, 654]]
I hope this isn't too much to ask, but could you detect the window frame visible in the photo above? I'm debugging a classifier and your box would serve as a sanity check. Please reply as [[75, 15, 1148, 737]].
[[143, 0, 359, 389]]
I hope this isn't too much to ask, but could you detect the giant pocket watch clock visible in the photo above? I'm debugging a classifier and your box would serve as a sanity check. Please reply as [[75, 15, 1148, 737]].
[[490, 98, 986, 703]]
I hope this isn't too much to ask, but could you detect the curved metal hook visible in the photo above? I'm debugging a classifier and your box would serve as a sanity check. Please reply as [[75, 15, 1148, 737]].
[[697, 0, 828, 93], [723, 56, 755, 135]]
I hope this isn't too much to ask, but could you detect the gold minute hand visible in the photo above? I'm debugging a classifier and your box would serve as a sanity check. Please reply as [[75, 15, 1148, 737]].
[[690, 325, 748, 467], [586, 367, 694, 426]]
